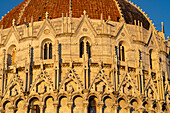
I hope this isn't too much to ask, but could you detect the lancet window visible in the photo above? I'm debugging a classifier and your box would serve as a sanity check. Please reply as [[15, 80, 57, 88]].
[[119, 44, 125, 61], [43, 41, 52, 60], [80, 38, 91, 58], [7, 47, 16, 66], [149, 50, 153, 69], [88, 98, 96, 113]]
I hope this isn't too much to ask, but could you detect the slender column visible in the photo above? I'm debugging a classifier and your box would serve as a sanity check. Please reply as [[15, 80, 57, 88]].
[[67, 102, 73, 113], [53, 101, 59, 113], [24, 103, 29, 113], [113, 104, 118, 113], [0, 107, 4, 113], [98, 103, 104, 113], [120, 46, 122, 61], [55, 40, 59, 89], [9, 105, 16, 113], [47, 42, 49, 59], [83, 101, 89, 113], [39, 105, 44, 113], [125, 105, 131, 113]]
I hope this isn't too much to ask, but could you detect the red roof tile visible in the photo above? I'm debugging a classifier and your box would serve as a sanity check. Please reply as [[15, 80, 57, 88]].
[[0, 0, 150, 30]]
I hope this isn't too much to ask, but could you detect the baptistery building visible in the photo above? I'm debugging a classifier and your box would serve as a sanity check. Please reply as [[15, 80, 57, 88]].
[[0, 0, 169, 113]]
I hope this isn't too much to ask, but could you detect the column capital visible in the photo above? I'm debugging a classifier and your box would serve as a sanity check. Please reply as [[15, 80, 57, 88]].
[[97, 102, 104, 108], [67, 102, 73, 108], [53, 101, 59, 106], [83, 101, 89, 107], [137, 106, 145, 113]]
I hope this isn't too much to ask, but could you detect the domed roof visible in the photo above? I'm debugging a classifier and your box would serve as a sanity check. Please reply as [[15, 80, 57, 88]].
[[0, 0, 150, 29]]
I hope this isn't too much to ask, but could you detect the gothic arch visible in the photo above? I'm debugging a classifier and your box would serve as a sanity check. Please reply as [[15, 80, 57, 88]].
[[118, 73, 138, 95], [89, 69, 114, 92], [58, 69, 83, 92], [41, 38, 53, 59], [101, 93, 114, 102], [14, 96, 26, 107], [30, 70, 54, 93], [2, 100, 11, 111], [87, 92, 100, 101], [42, 93, 56, 103], [144, 78, 158, 99], [27, 94, 42, 104], [7, 44, 16, 66], [3, 74, 24, 97], [56, 92, 68, 102], [71, 92, 84, 101]]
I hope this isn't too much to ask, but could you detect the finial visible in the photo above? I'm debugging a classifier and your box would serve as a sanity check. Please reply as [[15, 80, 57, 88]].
[[24, 17, 26, 22], [12, 18, 15, 26], [161, 22, 164, 33], [101, 13, 103, 20], [31, 16, 33, 23], [45, 12, 49, 19], [83, 10, 86, 15]]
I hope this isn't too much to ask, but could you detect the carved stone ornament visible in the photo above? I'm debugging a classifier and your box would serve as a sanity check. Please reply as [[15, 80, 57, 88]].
[[44, 29, 50, 34]]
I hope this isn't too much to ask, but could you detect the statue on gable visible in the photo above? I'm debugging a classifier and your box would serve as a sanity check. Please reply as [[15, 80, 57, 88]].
[[38, 83, 46, 94], [67, 85, 74, 93], [124, 83, 132, 95], [148, 88, 153, 98], [11, 87, 18, 96], [97, 82, 105, 92]]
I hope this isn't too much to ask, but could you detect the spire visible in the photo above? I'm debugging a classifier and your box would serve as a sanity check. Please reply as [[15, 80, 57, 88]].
[[161, 22, 164, 33], [12, 19, 15, 26], [45, 12, 49, 19], [83, 10, 87, 15]]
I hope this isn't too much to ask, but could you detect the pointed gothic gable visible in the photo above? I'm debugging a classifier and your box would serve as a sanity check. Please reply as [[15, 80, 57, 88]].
[[118, 73, 139, 95], [3, 27, 21, 46], [74, 14, 97, 37], [30, 70, 54, 93], [115, 23, 133, 44], [37, 19, 57, 39], [89, 69, 114, 92], [146, 29, 160, 50], [59, 69, 83, 92], [144, 77, 158, 99], [3, 74, 24, 97]]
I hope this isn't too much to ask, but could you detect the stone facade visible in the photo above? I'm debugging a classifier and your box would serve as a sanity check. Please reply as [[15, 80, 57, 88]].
[[0, 0, 170, 113]]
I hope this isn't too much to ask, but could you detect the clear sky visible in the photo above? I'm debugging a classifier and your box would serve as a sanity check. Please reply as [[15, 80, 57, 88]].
[[0, 0, 169, 39]]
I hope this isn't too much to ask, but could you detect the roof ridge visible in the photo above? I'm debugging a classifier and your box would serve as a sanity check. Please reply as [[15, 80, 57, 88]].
[[17, 0, 31, 24]]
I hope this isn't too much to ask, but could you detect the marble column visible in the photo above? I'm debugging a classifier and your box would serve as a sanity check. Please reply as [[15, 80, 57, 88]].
[[125, 105, 131, 113], [24, 103, 29, 113], [39, 105, 45, 113], [83, 101, 89, 113], [113, 104, 118, 113], [67, 102, 73, 113], [98, 102, 104, 113], [8, 105, 16, 113], [53, 101, 59, 113]]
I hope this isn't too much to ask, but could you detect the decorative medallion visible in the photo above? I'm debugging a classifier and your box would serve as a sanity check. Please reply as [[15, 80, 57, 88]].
[[44, 29, 50, 34], [83, 28, 88, 32]]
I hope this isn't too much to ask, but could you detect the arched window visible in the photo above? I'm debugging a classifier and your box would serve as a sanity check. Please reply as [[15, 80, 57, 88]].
[[86, 41, 91, 58], [149, 50, 153, 69], [119, 44, 125, 61], [88, 98, 96, 113], [7, 47, 16, 66], [43, 42, 52, 60], [80, 38, 91, 58], [80, 41, 84, 58]]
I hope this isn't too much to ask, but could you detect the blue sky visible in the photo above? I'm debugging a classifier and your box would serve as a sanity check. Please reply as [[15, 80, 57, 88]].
[[0, 0, 169, 39]]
